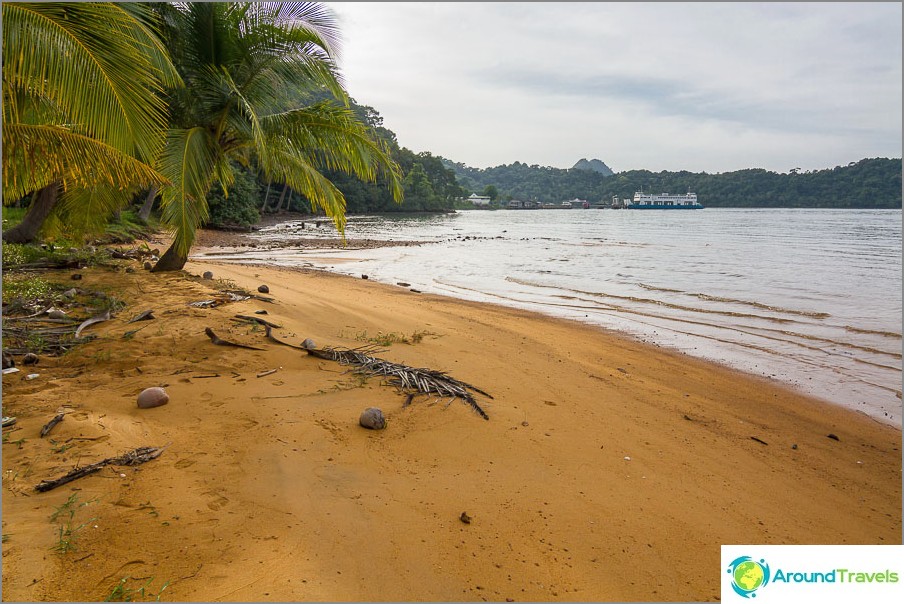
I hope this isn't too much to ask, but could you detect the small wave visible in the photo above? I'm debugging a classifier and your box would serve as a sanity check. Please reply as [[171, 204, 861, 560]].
[[636, 283, 831, 318], [507, 277, 795, 323], [843, 325, 903, 339]]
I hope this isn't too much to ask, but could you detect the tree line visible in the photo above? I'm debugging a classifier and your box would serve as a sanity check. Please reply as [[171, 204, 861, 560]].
[[442, 158, 902, 209]]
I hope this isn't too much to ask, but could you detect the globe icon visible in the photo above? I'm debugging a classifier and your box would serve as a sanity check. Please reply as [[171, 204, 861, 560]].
[[733, 560, 765, 592]]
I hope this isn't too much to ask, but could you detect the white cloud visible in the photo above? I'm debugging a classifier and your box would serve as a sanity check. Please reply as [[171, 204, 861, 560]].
[[328, 2, 902, 173]]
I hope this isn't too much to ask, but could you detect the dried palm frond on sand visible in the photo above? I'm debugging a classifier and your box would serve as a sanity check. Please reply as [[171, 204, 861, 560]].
[[305, 345, 492, 420]]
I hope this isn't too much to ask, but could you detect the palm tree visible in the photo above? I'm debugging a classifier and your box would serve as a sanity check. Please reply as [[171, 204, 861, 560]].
[[2, 2, 180, 243], [151, 2, 402, 271]]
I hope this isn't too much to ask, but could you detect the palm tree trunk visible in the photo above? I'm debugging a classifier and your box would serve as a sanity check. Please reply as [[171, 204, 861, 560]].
[[268, 185, 287, 214], [261, 181, 272, 211], [138, 185, 159, 222], [150, 242, 188, 272], [274, 186, 290, 213], [2, 183, 59, 244]]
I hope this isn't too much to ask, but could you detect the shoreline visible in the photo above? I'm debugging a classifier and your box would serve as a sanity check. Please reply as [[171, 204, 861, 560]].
[[1, 242, 901, 601], [191, 223, 904, 429]]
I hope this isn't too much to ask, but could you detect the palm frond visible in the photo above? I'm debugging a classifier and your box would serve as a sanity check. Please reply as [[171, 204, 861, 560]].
[[306, 345, 492, 420], [262, 102, 403, 202], [45, 183, 138, 240], [2, 124, 167, 202], [2, 2, 175, 161], [158, 127, 221, 254], [260, 144, 348, 232]]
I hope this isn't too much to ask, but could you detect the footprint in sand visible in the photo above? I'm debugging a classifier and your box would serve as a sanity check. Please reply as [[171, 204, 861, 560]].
[[204, 492, 230, 511], [314, 418, 348, 443]]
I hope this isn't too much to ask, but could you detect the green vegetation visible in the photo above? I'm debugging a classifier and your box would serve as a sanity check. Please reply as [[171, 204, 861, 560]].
[[150, 2, 402, 270], [313, 97, 466, 213], [206, 164, 262, 229], [444, 157, 902, 208], [352, 329, 437, 346], [49, 494, 97, 554], [105, 576, 170, 602], [2, 2, 178, 244]]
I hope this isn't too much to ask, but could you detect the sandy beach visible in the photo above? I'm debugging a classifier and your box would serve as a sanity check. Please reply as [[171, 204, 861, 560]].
[[1, 235, 901, 602]]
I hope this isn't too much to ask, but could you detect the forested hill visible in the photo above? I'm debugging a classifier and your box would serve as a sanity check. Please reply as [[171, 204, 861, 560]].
[[443, 157, 902, 208]]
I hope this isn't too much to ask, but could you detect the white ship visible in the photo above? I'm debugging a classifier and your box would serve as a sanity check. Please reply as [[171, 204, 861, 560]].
[[626, 191, 703, 209]]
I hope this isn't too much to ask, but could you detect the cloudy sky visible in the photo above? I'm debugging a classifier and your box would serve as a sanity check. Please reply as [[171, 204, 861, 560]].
[[326, 2, 901, 174]]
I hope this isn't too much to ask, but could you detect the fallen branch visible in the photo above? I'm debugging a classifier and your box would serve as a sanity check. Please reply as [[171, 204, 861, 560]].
[[40, 413, 65, 437], [305, 344, 492, 420], [234, 314, 281, 328], [264, 325, 307, 350], [205, 327, 264, 351], [35, 445, 167, 492]]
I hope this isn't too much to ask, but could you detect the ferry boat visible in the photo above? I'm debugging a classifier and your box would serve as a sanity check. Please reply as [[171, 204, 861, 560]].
[[626, 191, 703, 209]]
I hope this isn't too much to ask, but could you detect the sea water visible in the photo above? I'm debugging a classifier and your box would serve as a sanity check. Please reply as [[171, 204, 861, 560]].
[[198, 208, 903, 426]]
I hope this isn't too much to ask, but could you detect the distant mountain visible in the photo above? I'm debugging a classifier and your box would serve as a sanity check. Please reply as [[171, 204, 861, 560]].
[[571, 158, 614, 176]]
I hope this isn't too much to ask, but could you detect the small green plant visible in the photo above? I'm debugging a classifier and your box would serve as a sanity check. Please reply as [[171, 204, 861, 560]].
[[49, 440, 73, 454], [49, 494, 97, 554], [1, 274, 53, 304], [89, 350, 112, 364], [353, 329, 438, 347], [105, 576, 170, 602]]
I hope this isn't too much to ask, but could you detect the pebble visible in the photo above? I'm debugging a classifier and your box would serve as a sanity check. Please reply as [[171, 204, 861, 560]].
[[137, 387, 169, 409], [63, 288, 79, 298], [361, 274, 369, 280], [301, 338, 316, 350], [202, 271, 214, 280], [257, 284, 270, 293], [359, 407, 386, 430], [22, 353, 39, 366]]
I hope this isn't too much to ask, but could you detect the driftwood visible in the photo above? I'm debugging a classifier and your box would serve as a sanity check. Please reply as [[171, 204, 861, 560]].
[[75, 309, 111, 339], [40, 413, 65, 437], [234, 314, 281, 328], [305, 345, 492, 420], [35, 445, 166, 492], [204, 327, 264, 351], [263, 325, 307, 350]]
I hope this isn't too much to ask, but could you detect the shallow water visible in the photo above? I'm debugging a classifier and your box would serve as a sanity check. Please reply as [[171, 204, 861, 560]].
[[197, 208, 903, 426]]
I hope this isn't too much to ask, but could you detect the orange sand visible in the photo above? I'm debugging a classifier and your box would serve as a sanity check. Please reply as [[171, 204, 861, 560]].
[[1, 242, 900, 602]]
